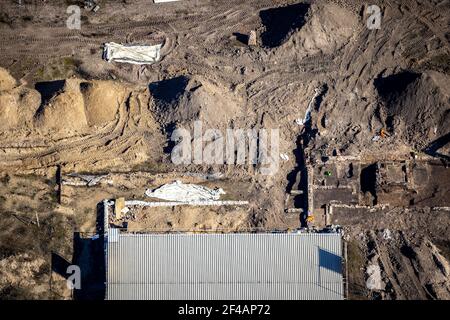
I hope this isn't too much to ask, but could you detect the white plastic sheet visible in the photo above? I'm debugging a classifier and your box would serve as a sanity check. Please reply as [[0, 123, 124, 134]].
[[125, 200, 248, 207], [103, 42, 162, 65], [145, 180, 226, 202]]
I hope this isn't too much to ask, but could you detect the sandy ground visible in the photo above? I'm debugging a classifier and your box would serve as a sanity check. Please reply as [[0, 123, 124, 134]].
[[0, 0, 449, 299]]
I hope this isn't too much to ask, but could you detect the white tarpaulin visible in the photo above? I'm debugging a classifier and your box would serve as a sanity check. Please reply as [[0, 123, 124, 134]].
[[103, 42, 162, 65], [145, 180, 226, 202]]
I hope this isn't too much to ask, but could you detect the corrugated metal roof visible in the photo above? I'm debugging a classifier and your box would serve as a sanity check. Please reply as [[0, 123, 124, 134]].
[[106, 233, 343, 300]]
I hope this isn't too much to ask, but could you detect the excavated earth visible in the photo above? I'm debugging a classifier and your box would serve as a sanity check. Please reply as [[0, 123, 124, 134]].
[[0, 0, 449, 299]]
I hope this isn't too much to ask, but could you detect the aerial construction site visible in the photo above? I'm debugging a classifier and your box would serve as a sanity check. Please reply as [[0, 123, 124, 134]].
[[0, 0, 449, 301]]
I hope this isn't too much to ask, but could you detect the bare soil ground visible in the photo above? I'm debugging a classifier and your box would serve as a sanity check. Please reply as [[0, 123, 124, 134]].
[[0, 0, 449, 299]]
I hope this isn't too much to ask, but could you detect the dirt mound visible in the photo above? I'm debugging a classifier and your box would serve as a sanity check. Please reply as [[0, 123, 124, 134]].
[[259, 3, 310, 48], [264, 2, 358, 55], [151, 75, 242, 131], [375, 71, 450, 149], [0, 67, 16, 91], [16, 88, 42, 126], [35, 79, 88, 132], [0, 70, 164, 172], [0, 69, 19, 131], [0, 77, 128, 133], [80, 80, 127, 126], [0, 92, 19, 130]]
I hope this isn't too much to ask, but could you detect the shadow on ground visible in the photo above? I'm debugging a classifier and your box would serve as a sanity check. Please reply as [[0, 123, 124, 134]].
[[52, 202, 106, 300]]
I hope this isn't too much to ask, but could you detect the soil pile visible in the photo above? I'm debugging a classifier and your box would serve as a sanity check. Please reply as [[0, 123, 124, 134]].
[[0, 67, 16, 91], [0, 75, 130, 134], [35, 79, 88, 132], [34, 79, 130, 132], [0, 72, 164, 172], [80, 80, 126, 126], [267, 2, 358, 55], [151, 75, 242, 131], [0, 91, 20, 130]]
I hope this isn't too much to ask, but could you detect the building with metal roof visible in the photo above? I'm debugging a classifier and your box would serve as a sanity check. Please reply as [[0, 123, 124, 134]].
[[105, 231, 344, 300]]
